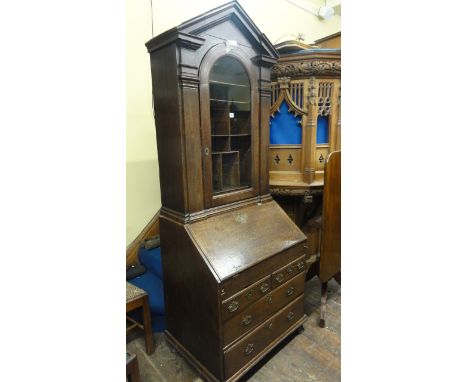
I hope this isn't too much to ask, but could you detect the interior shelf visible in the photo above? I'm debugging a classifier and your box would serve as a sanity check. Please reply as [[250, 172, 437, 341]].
[[209, 62, 252, 195], [209, 80, 248, 88], [209, 99, 250, 104]]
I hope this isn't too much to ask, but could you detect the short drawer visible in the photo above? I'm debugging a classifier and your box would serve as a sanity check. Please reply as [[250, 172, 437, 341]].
[[220, 242, 306, 299], [271, 255, 306, 289], [223, 295, 304, 379], [223, 271, 305, 347], [221, 275, 271, 321]]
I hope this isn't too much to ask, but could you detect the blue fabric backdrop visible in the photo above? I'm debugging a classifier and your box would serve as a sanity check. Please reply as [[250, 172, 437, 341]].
[[316, 115, 329, 144], [270, 101, 302, 144]]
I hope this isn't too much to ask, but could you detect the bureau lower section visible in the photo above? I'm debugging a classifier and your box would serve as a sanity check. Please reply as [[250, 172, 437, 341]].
[[165, 297, 306, 382], [160, 202, 307, 382]]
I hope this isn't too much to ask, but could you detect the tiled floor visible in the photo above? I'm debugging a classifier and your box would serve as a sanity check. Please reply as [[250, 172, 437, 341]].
[[126, 276, 341, 381]]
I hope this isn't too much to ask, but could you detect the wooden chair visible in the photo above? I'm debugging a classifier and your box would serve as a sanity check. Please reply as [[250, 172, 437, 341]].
[[126, 353, 141, 382], [318, 150, 341, 328], [126, 282, 154, 354]]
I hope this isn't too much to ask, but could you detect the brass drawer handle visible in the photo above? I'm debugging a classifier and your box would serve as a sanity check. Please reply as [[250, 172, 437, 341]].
[[260, 282, 270, 294], [286, 286, 295, 297], [297, 261, 305, 271], [227, 300, 239, 313], [275, 273, 284, 283], [241, 314, 253, 326], [287, 266, 294, 274], [245, 289, 255, 300], [287, 311, 295, 322], [244, 343, 254, 356]]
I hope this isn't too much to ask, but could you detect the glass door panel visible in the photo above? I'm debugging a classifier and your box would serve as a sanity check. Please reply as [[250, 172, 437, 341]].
[[209, 56, 252, 194]]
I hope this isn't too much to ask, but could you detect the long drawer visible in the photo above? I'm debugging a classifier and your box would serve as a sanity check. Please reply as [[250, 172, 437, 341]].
[[223, 295, 305, 379], [223, 271, 305, 347]]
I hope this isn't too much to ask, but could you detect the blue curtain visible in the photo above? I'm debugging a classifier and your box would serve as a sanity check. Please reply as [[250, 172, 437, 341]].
[[316, 115, 329, 144], [270, 101, 302, 144]]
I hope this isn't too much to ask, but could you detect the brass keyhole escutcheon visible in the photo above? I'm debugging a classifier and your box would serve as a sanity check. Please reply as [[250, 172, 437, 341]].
[[204, 147, 209, 156], [245, 289, 255, 300], [267, 322, 273, 329], [287, 311, 294, 322], [287, 266, 293, 274], [266, 295, 272, 304], [244, 343, 254, 356], [241, 315, 253, 326], [275, 273, 284, 283], [286, 286, 295, 297], [260, 282, 269, 294], [228, 300, 239, 313]]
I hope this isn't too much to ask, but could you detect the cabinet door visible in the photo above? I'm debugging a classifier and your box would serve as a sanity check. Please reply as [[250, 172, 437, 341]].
[[200, 49, 259, 208]]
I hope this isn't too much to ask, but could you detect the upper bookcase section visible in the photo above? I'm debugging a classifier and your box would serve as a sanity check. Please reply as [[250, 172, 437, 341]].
[[146, 1, 278, 219]]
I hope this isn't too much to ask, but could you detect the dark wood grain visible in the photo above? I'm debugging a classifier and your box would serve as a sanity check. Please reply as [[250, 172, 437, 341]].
[[127, 277, 341, 382], [221, 275, 271, 322], [223, 272, 306, 347], [160, 217, 223, 379], [126, 353, 141, 382], [220, 241, 306, 299], [223, 295, 305, 379], [319, 150, 341, 282], [271, 255, 306, 289], [126, 294, 155, 355], [188, 201, 306, 282], [145, 2, 312, 381]]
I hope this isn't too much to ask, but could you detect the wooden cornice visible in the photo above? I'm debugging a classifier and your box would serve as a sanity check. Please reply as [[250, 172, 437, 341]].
[[145, 31, 205, 53], [314, 32, 341, 44], [272, 60, 341, 79]]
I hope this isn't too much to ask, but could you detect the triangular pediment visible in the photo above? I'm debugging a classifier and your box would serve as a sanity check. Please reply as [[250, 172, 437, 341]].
[[149, 1, 278, 58]]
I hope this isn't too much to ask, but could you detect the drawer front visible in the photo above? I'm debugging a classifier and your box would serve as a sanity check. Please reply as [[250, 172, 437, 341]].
[[271, 255, 306, 289], [224, 295, 304, 379], [223, 271, 305, 347], [221, 275, 271, 321], [221, 241, 306, 299]]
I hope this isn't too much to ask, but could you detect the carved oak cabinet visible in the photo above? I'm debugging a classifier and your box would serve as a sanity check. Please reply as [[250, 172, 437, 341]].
[[145, 2, 307, 381], [268, 44, 341, 271]]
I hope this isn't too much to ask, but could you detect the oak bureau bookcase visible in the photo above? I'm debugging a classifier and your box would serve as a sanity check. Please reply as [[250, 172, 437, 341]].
[[145, 2, 307, 381]]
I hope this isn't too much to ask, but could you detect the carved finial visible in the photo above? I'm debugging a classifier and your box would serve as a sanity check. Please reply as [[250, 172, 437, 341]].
[[278, 77, 290, 90], [308, 77, 317, 106]]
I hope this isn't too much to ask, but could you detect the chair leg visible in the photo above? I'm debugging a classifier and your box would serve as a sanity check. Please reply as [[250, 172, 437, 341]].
[[142, 295, 155, 355], [126, 353, 141, 382], [319, 282, 328, 328]]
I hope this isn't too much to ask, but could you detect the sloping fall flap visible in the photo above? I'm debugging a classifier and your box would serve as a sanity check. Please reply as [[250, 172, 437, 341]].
[[187, 200, 306, 282]]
